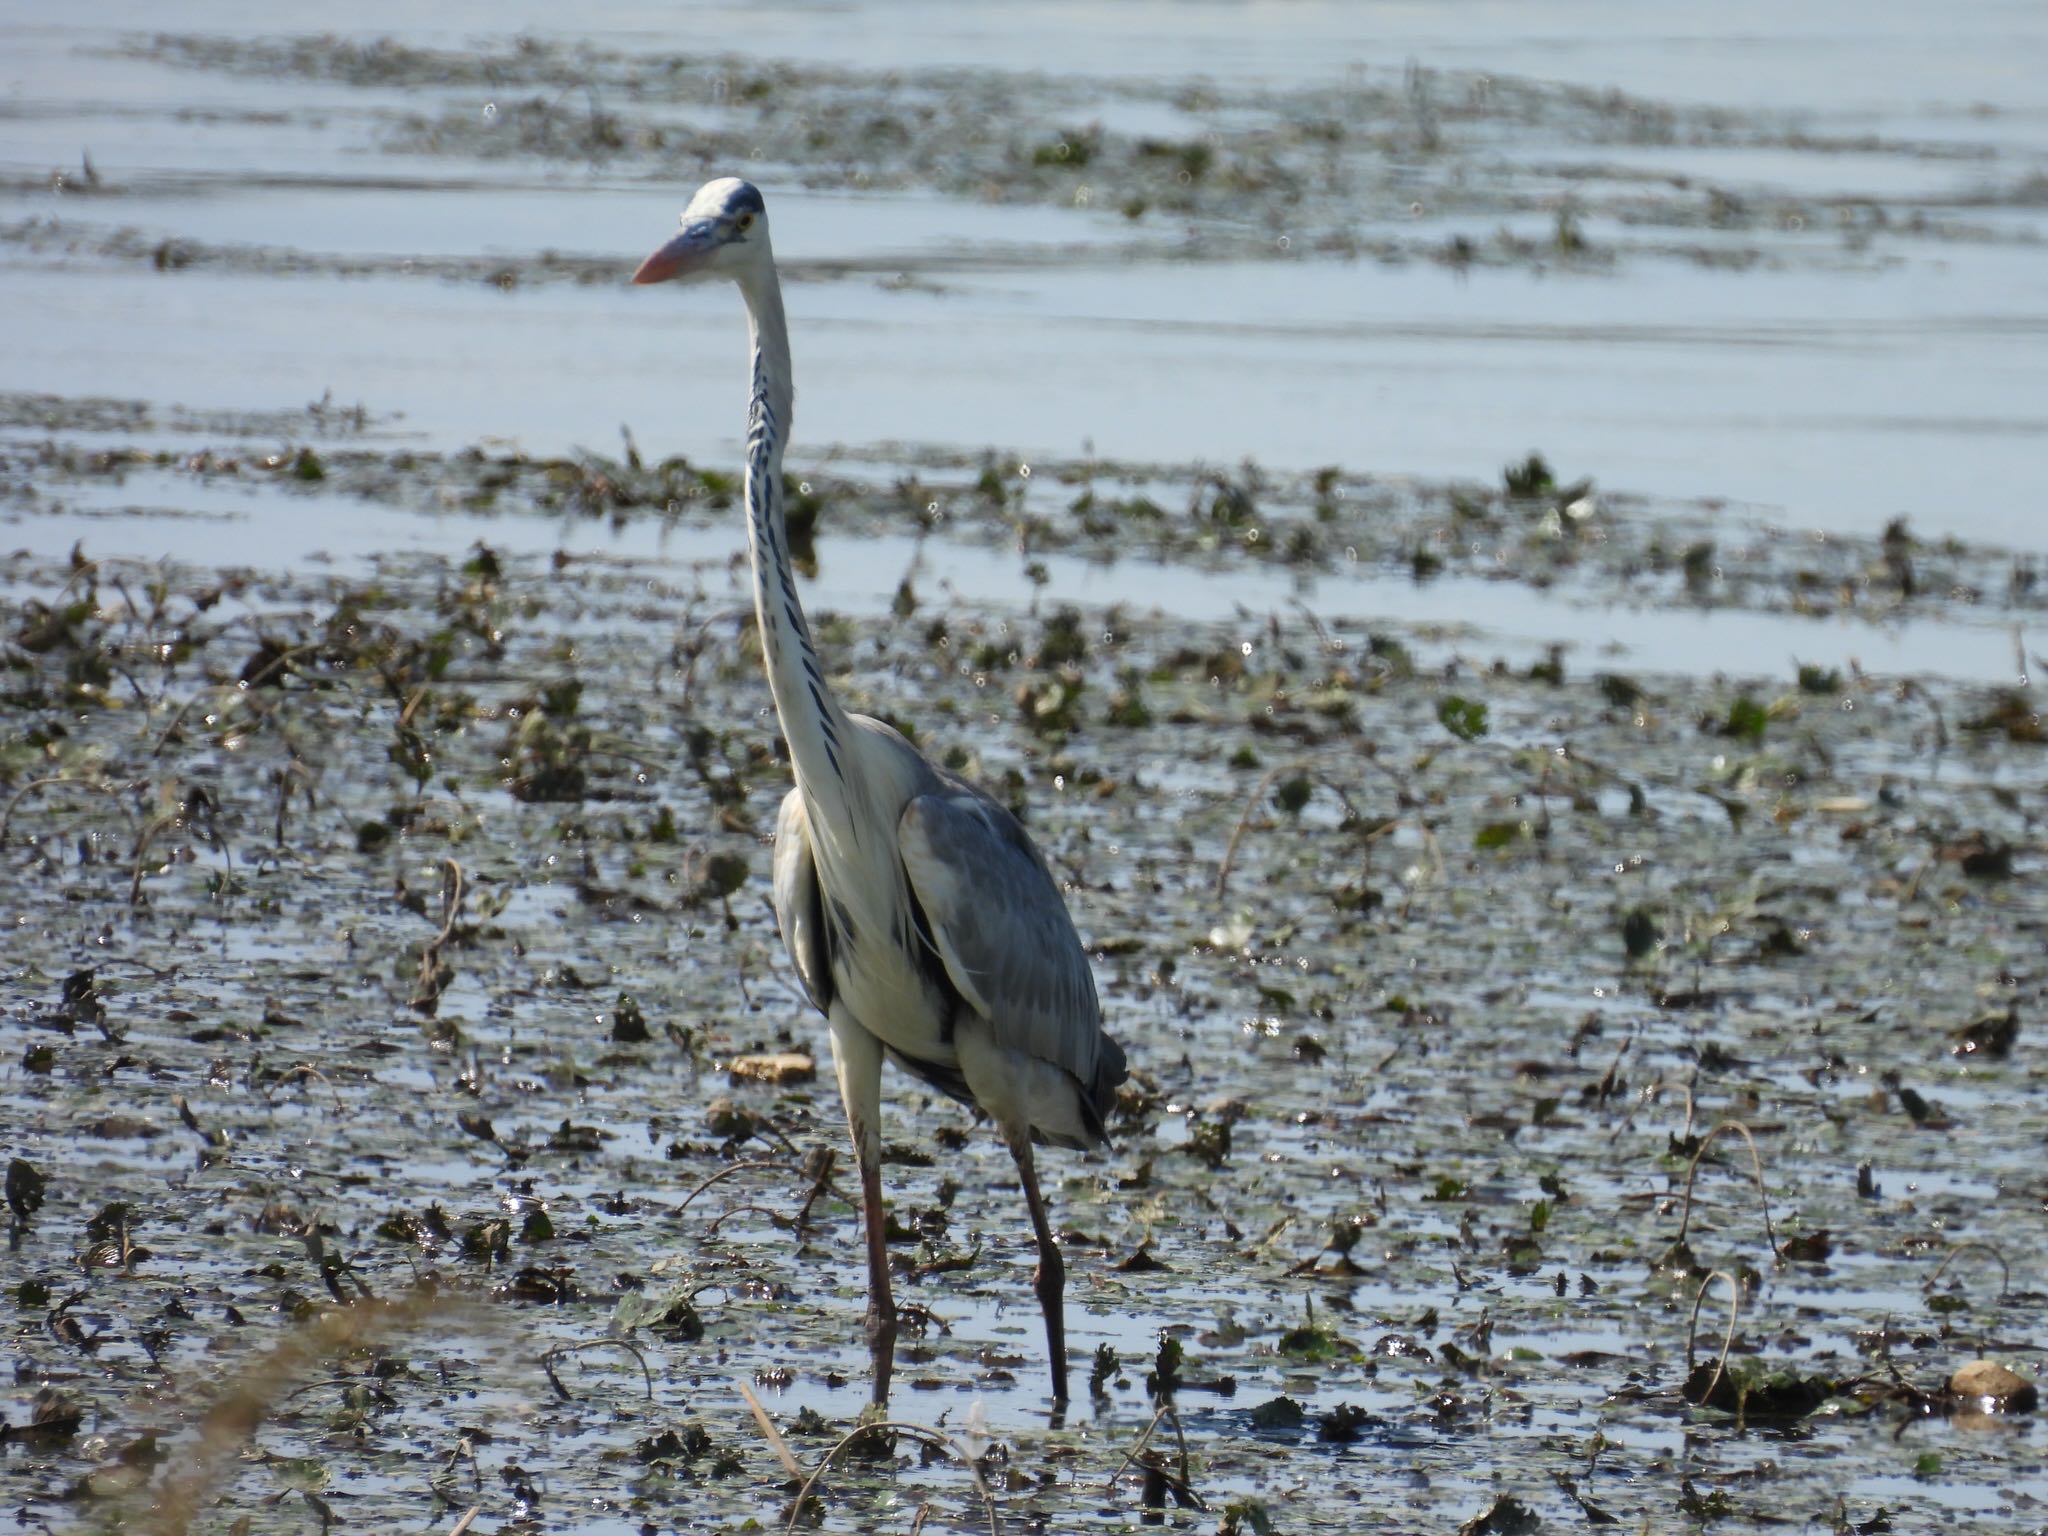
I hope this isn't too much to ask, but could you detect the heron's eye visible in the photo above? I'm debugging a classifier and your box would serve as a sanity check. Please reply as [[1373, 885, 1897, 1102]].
[[734, 212, 755, 234]]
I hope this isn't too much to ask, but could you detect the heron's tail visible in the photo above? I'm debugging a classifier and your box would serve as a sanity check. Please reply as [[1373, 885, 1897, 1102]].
[[1082, 1031, 1128, 1146]]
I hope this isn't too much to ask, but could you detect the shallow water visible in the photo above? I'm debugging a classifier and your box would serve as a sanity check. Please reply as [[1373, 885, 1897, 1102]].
[[3, 480, 2033, 685], [4, 6, 2048, 1534], [4, 516, 2044, 1531], [5, 4, 2047, 550]]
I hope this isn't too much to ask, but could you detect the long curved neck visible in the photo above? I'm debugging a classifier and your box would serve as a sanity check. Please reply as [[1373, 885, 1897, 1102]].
[[739, 266, 851, 796]]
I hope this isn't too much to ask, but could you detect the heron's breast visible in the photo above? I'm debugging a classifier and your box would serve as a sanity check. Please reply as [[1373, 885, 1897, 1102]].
[[812, 851, 954, 1065]]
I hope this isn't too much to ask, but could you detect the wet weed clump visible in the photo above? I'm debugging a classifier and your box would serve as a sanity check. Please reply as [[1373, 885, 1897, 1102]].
[[102, 30, 2044, 279]]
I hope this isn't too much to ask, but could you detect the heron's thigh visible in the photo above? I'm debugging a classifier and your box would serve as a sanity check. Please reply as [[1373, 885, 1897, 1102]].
[[955, 1017, 1089, 1149], [825, 1005, 885, 1164]]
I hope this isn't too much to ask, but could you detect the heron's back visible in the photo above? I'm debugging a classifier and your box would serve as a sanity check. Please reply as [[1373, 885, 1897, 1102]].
[[776, 715, 1124, 1143]]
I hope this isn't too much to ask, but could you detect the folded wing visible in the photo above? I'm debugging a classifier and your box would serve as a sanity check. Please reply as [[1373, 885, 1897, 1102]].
[[771, 788, 831, 1014], [897, 787, 1106, 1092]]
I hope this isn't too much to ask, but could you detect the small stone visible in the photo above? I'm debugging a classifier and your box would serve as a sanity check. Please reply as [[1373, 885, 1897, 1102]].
[[1949, 1360, 2037, 1412], [727, 1052, 816, 1087]]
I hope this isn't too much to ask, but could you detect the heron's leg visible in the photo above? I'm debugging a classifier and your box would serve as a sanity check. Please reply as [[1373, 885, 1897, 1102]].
[[1004, 1131, 1069, 1407], [826, 1009, 896, 1404], [854, 1140, 898, 1404]]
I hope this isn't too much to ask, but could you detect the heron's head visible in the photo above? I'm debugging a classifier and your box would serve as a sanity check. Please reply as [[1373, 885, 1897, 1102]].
[[632, 178, 771, 287]]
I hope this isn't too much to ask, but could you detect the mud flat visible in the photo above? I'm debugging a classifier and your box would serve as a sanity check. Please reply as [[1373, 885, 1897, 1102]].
[[4, 388, 2047, 1531], [4, 7, 2047, 1532]]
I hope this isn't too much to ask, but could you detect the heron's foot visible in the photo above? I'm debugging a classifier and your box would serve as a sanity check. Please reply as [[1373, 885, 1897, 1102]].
[[1032, 1258, 1069, 1407]]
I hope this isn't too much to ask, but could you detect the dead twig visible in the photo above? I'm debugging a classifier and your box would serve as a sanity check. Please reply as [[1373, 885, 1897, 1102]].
[[1684, 1268, 1743, 1410], [272, 754, 317, 846], [1214, 762, 1370, 900], [784, 1420, 998, 1536], [1924, 1241, 2011, 1301], [0, 775, 137, 842], [1612, 1071, 1697, 1146], [1674, 1120, 1781, 1261], [706, 1202, 788, 1237], [149, 641, 329, 758], [539, 1339, 653, 1402], [675, 1159, 806, 1216], [737, 1380, 803, 1482], [274, 1374, 397, 1409], [144, 1287, 476, 1536], [1164, 1402, 1200, 1508], [1897, 679, 1950, 756], [264, 1064, 348, 1117], [128, 812, 180, 906], [1102, 1400, 1205, 1510], [673, 605, 752, 714], [409, 858, 465, 1014]]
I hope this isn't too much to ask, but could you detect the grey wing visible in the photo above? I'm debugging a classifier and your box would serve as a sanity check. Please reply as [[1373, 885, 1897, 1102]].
[[771, 788, 831, 1015], [897, 787, 1103, 1085]]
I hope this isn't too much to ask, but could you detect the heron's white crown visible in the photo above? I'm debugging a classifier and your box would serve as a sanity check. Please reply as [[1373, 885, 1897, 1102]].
[[633, 177, 771, 286]]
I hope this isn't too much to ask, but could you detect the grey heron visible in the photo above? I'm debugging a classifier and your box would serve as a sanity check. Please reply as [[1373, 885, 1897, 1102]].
[[633, 178, 1128, 1408]]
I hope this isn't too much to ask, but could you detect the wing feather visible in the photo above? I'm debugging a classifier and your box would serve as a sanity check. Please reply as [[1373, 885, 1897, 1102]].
[[771, 788, 831, 1014], [897, 787, 1103, 1087]]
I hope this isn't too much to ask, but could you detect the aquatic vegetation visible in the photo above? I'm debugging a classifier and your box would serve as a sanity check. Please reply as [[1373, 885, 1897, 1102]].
[[4, 6, 2047, 1514], [3, 443, 2042, 1523]]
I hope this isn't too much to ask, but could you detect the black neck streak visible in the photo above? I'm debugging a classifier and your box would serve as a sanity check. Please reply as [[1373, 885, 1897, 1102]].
[[746, 344, 846, 791]]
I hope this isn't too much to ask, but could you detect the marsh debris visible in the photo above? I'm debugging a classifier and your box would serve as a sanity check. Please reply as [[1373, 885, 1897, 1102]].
[[3, 395, 2047, 1528], [729, 1051, 817, 1086], [1946, 1360, 2037, 1415], [1950, 1007, 2019, 1060]]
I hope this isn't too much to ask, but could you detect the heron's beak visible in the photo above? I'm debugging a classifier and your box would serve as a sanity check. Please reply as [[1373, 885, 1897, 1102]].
[[632, 220, 720, 284]]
